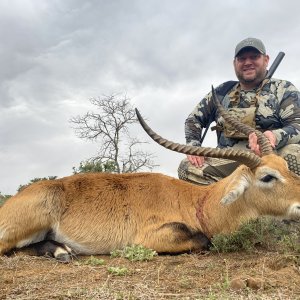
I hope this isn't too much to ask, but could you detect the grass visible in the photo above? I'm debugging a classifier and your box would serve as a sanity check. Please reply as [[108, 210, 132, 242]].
[[210, 217, 300, 253], [77, 246, 157, 280], [110, 244, 157, 261], [107, 266, 129, 276], [81, 256, 106, 266], [1, 218, 299, 299]]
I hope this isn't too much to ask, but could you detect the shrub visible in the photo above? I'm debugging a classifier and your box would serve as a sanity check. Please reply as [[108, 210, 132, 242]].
[[0, 193, 12, 206], [110, 244, 157, 261], [210, 217, 300, 254]]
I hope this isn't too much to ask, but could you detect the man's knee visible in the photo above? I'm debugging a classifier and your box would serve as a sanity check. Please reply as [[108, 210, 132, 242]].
[[178, 158, 209, 184], [178, 158, 190, 181], [278, 144, 300, 175], [177, 158, 222, 185]]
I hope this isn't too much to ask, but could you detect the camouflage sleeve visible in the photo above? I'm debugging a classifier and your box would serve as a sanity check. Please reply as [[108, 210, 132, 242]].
[[185, 91, 216, 146], [272, 81, 300, 149]]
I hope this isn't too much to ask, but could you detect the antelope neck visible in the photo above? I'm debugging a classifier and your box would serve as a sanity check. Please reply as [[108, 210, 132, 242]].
[[196, 194, 212, 239]]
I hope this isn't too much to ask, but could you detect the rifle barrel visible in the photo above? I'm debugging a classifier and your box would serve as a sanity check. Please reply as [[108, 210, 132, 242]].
[[266, 51, 285, 79]]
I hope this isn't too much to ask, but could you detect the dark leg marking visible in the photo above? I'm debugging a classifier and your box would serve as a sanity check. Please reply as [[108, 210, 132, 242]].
[[158, 222, 212, 253]]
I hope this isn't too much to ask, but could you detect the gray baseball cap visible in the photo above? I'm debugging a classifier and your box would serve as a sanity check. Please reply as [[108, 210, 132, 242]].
[[234, 37, 266, 57]]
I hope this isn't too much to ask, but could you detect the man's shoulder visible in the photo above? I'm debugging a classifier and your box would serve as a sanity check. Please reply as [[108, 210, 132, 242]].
[[269, 78, 286, 83], [215, 81, 238, 96], [268, 78, 298, 91]]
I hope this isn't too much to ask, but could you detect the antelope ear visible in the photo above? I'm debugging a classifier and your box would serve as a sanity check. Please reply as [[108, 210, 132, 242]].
[[220, 166, 251, 205]]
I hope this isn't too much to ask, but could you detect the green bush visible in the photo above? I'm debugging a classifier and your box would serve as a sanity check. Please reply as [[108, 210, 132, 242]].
[[210, 217, 300, 254], [73, 160, 116, 174], [18, 176, 57, 192], [0, 193, 12, 206]]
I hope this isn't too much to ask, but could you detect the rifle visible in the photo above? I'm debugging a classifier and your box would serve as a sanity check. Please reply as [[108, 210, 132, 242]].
[[199, 51, 285, 146], [266, 51, 285, 79]]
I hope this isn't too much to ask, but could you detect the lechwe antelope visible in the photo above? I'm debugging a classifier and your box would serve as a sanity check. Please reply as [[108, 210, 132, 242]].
[[0, 87, 300, 261]]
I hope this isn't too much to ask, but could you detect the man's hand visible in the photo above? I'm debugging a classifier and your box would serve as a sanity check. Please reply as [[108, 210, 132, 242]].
[[187, 155, 205, 167], [248, 131, 276, 156]]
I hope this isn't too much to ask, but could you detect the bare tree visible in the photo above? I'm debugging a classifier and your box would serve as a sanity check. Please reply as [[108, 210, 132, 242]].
[[70, 94, 157, 173]]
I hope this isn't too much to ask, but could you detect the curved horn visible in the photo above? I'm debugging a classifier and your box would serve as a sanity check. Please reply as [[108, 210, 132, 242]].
[[135, 108, 261, 169], [211, 86, 273, 155]]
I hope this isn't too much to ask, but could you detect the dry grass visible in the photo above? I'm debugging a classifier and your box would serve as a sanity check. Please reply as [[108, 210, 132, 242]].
[[1, 218, 300, 299], [1, 249, 300, 299]]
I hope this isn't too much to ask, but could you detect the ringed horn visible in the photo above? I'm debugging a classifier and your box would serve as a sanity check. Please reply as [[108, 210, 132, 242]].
[[210, 85, 273, 156], [135, 86, 273, 169]]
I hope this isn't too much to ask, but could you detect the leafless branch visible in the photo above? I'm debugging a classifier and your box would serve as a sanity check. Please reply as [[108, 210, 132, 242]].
[[70, 94, 158, 173]]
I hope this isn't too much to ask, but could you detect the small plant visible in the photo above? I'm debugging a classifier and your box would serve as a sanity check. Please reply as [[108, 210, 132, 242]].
[[82, 256, 105, 266], [107, 266, 128, 276], [179, 276, 193, 289], [207, 290, 219, 300], [110, 244, 157, 261], [115, 292, 125, 300], [278, 233, 300, 254]]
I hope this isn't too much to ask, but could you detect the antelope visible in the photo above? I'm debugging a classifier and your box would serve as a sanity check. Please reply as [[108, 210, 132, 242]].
[[0, 87, 299, 261]]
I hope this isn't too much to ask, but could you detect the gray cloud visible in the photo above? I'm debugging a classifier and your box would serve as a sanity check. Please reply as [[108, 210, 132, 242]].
[[1, 0, 300, 194]]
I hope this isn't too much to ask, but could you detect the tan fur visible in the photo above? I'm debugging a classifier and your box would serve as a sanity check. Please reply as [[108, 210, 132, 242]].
[[0, 154, 300, 255]]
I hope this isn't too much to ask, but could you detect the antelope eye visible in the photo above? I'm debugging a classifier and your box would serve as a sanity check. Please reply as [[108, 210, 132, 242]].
[[260, 174, 276, 183]]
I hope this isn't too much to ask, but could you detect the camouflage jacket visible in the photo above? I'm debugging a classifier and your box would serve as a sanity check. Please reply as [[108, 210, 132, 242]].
[[185, 79, 300, 150]]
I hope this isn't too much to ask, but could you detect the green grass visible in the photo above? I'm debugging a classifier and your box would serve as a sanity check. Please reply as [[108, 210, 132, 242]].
[[107, 266, 129, 276], [110, 244, 157, 261], [81, 256, 106, 266], [210, 217, 300, 254]]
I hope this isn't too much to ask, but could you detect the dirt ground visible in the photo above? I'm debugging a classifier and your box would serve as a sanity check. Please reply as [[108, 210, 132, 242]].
[[1, 249, 299, 300]]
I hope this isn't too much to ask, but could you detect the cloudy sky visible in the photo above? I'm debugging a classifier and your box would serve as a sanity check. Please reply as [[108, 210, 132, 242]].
[[1, 0, 300, 195]]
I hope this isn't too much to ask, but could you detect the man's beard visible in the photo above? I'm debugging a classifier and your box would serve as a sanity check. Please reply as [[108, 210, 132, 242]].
[[236, 69, 266, 86]]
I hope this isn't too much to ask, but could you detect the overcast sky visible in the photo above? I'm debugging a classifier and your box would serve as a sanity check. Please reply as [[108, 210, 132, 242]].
[[1, 0, 300, 194]]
